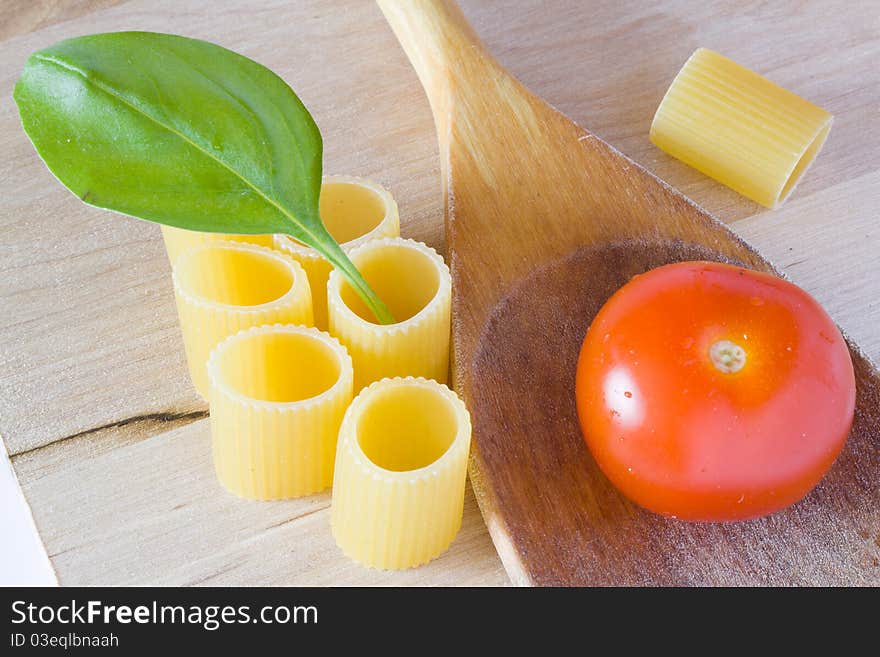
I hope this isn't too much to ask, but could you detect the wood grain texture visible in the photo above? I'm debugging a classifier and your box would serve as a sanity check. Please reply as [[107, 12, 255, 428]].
[[378, 0, 879, 585], [1, 0, 877, 585], [0, 0, 129, 41]]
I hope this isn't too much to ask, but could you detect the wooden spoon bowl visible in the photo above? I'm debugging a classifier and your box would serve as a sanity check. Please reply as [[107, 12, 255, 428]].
[[378, 0, 880, 585]]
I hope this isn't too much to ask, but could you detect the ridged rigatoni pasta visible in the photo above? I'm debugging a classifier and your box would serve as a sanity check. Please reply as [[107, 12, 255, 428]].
[[331, 377, 471, 569], [161, 224, 273, 266], [327, 237, 451, 392], [208, 324, 354, 499], [172, 243, 312, 398], [275, 175, 400, 329], [650, 48, 833, 208]]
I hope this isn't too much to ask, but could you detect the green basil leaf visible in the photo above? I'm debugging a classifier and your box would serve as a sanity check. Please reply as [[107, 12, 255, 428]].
[[13, 31, 393, 323]]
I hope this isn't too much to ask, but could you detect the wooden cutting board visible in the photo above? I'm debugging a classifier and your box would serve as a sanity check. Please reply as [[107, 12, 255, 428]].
[[1, 0, 877, 585]]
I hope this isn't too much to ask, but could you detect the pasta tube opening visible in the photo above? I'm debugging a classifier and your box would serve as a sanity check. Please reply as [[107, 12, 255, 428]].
[[320, 178, 390, 243], [338, 242, 440, 324], [215, 331, 342, 403], [274, 175, 400, 329], [176, 246, 295, 307], [356, 384, 458, 471], [779, 122, 832, 203]]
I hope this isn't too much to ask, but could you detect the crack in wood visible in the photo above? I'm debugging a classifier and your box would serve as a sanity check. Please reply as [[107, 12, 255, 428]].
[[264, 504, 329, 531], [10, 408, 209, 459], [183, 561, 242, 586]]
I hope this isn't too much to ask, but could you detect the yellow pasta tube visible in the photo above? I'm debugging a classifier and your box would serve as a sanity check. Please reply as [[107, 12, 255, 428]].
[[172, 243, 312, 399], [331, 377, 471, 569], [650, 48, 833, 208], [274, 175, 400, 329], [208, 324, 354, 499], [327, 237, 451, 392], [161, 225, 273, 266]]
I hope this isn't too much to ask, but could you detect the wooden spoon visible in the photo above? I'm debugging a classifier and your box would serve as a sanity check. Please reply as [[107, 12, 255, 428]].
[[377, 0, 880, 585]]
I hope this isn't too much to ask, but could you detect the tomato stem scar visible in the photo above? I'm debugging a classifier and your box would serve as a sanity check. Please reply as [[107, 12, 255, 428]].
[[709, 340, 746, 374]]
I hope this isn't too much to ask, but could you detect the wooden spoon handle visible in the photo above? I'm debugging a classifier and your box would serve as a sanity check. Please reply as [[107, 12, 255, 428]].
[[376, 0, 499, 137]]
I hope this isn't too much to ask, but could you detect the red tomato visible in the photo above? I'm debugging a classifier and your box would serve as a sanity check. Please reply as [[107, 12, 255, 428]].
[[575, 261, 855, 522]]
